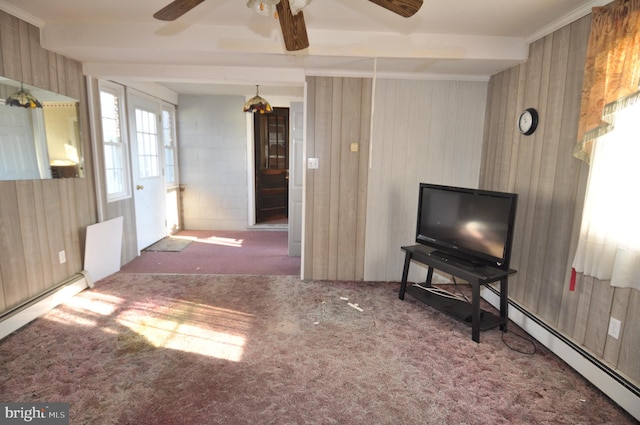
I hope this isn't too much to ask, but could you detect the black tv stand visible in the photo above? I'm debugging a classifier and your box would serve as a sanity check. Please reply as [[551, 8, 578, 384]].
[[428, 250, 483, 269], [399, 245, 517, 343]]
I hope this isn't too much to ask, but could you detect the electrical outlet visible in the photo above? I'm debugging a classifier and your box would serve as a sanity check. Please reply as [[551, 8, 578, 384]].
[[608, 317, 621, 339], [58, 250, 66, 264]]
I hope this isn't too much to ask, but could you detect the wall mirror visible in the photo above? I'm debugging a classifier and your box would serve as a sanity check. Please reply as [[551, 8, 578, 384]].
[[0, 76, 82, 180]]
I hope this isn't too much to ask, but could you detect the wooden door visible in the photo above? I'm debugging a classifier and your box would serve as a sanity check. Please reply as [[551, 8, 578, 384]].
[[254, 107, 289, 223]]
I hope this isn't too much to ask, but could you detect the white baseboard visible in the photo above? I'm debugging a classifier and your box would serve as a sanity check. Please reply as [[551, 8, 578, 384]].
[[0, 274, 89, 341], [482, 287, 640, 422]]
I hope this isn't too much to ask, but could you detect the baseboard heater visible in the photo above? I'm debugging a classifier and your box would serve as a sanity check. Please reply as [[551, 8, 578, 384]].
[[0, 272, 91, 341], [481, 286, 640, 422]]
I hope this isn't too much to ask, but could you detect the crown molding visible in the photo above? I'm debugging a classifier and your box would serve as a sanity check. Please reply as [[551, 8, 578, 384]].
[[0, 1, 44, 27], [526, 0, 612, 43]]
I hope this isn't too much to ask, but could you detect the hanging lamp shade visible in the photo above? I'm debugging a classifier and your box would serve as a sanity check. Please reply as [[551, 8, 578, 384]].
[[243, 85, 273, 114], [5, 83, 42, 108]]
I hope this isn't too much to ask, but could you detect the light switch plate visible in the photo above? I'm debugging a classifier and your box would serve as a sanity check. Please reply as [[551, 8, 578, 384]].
[[308, 158, 319, 169]]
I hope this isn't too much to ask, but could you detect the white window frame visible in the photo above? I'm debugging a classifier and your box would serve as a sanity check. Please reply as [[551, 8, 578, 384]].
[[98, 81, 131, 202], [161, 102, 179, 188]]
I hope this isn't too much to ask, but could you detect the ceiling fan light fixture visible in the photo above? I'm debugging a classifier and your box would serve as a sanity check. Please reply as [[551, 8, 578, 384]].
[[246, 0, 280, 17], [246, 0, 311, 17], [4, 83, 43, 109], [243, 85, 273, 114], [289, 0, 313, 15], [156, 0, 418, 52]]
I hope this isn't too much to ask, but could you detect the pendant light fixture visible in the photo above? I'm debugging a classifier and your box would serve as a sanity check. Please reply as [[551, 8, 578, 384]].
[[243, 85, 273, 114], [4, 83, 43, 108]]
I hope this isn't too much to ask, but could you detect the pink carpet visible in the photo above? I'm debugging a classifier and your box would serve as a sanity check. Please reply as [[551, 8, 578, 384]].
[[1, 274, 635, 424], [121, 230, 300, 276]]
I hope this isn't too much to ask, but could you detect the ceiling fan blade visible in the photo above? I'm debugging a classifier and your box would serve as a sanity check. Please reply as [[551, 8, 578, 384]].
[[153, 0, 206, 21], [368, 0, 423, 18], [276, 0, 309, 51]]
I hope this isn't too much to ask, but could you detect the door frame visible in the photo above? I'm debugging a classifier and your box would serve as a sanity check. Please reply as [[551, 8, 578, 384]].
[[127, 89, 167, 252], [253, 106, 290, 224], [126, 89, 180, 253], [245, 92, 305, 259], [288, 101, 304, 256]]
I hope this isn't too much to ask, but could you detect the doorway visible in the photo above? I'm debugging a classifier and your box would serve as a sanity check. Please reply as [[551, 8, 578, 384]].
[[126, 90, 179, 253], [254, 107, 289, 224], [128, 92, 166, 252]]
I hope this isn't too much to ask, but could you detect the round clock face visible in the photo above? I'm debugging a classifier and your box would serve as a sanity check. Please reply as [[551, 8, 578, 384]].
[[518, 108, 538, 135]]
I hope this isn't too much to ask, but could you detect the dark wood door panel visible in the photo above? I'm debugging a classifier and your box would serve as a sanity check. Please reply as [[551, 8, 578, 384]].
[[254, 108, 289, 223]]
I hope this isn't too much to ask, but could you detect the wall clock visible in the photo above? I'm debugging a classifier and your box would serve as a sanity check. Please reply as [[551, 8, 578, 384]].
[[518, 108, 538, 136]]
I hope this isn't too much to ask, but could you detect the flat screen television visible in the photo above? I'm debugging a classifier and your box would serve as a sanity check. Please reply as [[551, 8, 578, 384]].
[[416, 183, 518, 270]]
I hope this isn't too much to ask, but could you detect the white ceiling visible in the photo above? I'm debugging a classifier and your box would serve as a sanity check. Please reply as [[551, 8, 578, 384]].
[[0, 0, 608, 97]]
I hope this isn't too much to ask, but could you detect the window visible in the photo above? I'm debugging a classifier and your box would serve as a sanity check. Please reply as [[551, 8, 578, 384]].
[[99, 82, 130, 201], [162, 105, 177, 186], [573, 100, 640, 290], [134, 107, 160, 179]]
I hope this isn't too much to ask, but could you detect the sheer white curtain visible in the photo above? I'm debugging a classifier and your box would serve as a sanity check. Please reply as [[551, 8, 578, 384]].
[[572, 100, 640, 290]]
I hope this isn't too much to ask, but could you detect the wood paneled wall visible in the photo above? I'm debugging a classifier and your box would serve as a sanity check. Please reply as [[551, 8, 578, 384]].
[[304, 77, 488, 282], [0, 10, 96, 315], [364, 79, 489, 282], [481, 14, 640, 386], [304, 77, 372, 281]]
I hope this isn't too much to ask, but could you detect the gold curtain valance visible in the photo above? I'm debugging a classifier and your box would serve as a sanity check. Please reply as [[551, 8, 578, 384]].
[[575, 0, 640, 163]]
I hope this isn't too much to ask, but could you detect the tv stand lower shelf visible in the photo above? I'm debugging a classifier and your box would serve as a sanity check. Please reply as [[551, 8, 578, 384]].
[[404, 285, 505, 332], [399, 245, 517, 343]]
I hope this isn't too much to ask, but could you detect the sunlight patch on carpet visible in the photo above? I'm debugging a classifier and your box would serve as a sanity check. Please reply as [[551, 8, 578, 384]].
[[116, 299, 253, 362], [171, 234, 244, 247], [44, 307, 99, 327], [44, 292, 125, 327], [63, 291, 123, 316]]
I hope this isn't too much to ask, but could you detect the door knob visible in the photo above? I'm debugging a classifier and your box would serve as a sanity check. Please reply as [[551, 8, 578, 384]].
[[136, 184, 144, 190]]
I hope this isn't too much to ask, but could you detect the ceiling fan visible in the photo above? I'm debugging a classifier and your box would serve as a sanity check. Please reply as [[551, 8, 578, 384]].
[[153, 0, 423, 51]]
